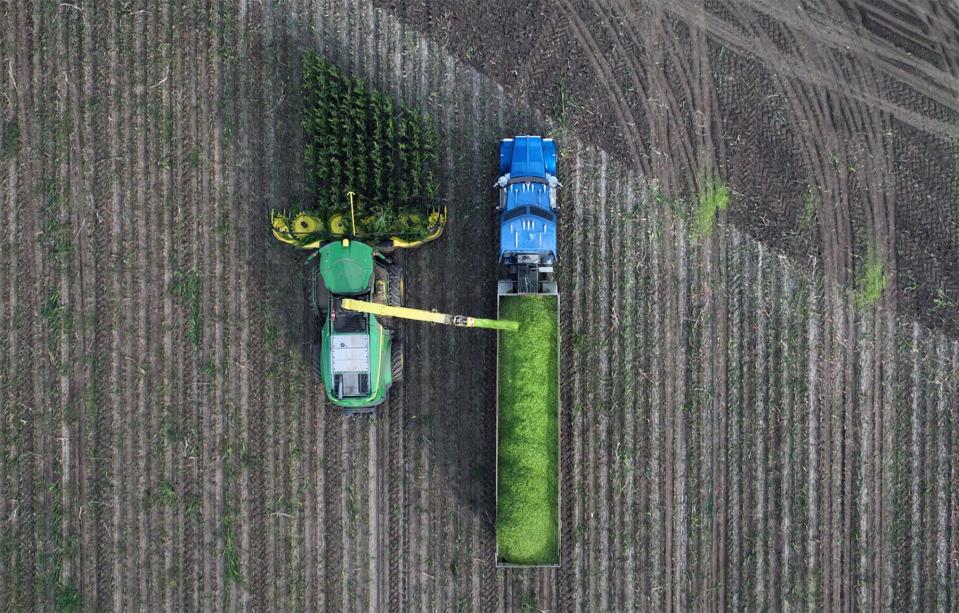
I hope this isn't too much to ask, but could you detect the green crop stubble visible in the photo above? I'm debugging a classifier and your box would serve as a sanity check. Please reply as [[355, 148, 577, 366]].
[[497, 295, 559, 565], [171, 269, 202, 350], [692, 176, 731, 239], [854, 248, 885, 308]]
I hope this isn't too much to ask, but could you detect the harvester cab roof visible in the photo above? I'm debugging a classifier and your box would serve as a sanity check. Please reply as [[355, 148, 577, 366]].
[[319, 239, 374, 296]]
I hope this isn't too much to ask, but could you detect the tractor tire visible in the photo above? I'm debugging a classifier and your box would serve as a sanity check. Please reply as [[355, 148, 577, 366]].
[[311, 341, 323, 383], [386, 264, 404, 307], [391, 339, 404, 384]]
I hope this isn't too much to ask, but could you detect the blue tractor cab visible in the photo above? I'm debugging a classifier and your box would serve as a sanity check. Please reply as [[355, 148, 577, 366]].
[[496, 136, 559, 264], [495, 136, 560, 294]]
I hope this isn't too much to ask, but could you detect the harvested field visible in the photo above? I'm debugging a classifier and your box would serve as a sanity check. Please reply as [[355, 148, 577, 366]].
[[0, 1, 958, 612]]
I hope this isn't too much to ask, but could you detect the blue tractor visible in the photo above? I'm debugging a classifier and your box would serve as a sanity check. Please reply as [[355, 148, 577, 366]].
[[495, 136, 560, 295]]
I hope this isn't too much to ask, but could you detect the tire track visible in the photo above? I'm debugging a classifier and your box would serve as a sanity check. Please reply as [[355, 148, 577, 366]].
[[108, 2, 135, 607], [84, 2, 114, 608], [58, 6, 87, 603], [383, 13, 408, 610], [618, 177, 641, 613], [556, 141, 584, 613], [855, 301, 878, 613], [1, 4, 37, 608], [753, 246, 770, 610], [804, 291, 823, 612], [727, 231, 745, 611], [30, 2, 62, 608], [0, 0, 14, 597], [612, 1, 702, 192], [583, 149, 609, 612], [778, 268, 805, 609], [648, 192, 666, 612], [575, 144, 590, 613], [156, 0, 178, 607], [221, 2, 246, 608], [662, 206, 678, 613], [138, 5, 164, 606], [633, 185, 656, 612], [555, 0, 645, 172], [946, 341, 959, 612], [710, 215, 732, 613], [235, 2, 262, 610], [246, 0, 271, 608], [655, 0, 959, 140], [249, 2, 284, 606], [26, 4, 51, 609], [211, 1, 232, 606], [742, 0, 959, 109], [192, 2, 216, 607], [322, 398, 344, 612], [606, 161, 628, 612], [171, 3, 200, 609], [472, 68, 498, 613]]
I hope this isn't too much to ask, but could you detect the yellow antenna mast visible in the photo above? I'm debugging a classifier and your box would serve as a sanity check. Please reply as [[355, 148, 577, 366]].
[[347, 191, 357, 237]]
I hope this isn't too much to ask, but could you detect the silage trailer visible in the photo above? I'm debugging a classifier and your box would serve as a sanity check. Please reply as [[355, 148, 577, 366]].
[[494, 136, 562, 567]]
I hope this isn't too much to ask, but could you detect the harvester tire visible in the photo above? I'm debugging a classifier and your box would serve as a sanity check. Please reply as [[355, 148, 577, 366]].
[[387, 264, 404, 307], [311, 342, 323, 383], [304, 276, 317, 317], [306, 265, 328, 320], [391, 339, 404, 384]]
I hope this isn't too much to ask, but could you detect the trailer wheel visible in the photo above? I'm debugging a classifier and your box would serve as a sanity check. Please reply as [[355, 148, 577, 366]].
[[311, 342, 323, 384], [386, 264, 403, 307], [391, 339, 404, 384]]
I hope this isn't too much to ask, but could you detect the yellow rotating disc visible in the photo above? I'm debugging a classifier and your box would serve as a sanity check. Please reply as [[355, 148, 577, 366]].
[[397, 213, 423, 232], [328, 213, 347, 236], [291, 213, 322, 238], [359, 215, 376, 235]]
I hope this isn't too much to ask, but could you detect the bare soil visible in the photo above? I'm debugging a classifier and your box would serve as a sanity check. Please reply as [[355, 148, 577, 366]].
[[1, 1, 958, 612]]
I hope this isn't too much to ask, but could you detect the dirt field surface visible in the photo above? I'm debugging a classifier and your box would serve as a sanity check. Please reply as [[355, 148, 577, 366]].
[[1, 1, 958, 612], [377, 0, 959, 340]]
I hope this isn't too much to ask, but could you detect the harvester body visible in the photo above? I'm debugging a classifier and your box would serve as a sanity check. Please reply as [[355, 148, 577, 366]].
[[305, 238, 518, 413], [309, 240, 397, 413]]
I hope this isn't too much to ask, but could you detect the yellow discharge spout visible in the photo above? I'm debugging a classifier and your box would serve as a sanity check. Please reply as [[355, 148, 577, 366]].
[[340, 299, 520, 331]]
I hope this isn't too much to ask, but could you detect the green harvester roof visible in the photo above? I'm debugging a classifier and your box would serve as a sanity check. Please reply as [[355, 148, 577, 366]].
[[319, 240, 373, 295]]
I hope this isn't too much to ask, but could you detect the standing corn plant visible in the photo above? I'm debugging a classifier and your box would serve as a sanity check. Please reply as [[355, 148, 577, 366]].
[[297, 52, 441, 244]]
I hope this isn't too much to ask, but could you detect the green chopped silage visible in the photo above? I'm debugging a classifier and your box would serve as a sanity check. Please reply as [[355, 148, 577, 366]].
[[496, 294, 559, 565]]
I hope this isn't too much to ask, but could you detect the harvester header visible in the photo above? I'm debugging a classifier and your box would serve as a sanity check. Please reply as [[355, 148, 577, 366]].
[[270, 206, 447, 251]]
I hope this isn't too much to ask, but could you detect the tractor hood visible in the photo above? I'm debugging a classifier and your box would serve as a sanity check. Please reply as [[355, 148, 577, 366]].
[[319, 240, 374, 295], [499, 183, 557, 259], [500, 211, 557, 257]]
